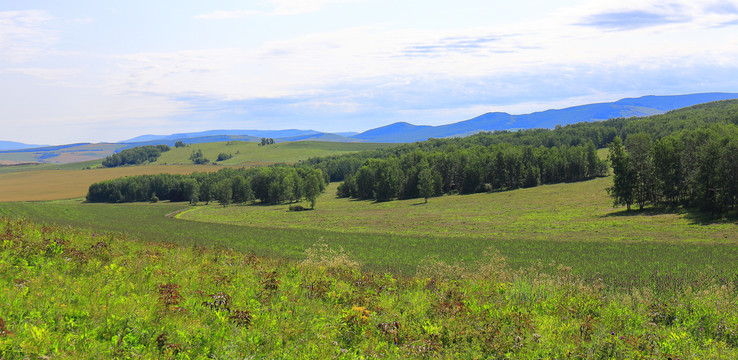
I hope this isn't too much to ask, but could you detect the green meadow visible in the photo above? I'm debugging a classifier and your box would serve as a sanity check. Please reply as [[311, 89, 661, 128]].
[[1, 175, 736, 290], [3, 217, 737, 358], [153, 141, 397, 166]]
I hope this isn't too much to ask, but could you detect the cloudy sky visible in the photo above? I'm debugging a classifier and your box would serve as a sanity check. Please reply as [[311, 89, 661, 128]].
[[2, 0, 738, 144]]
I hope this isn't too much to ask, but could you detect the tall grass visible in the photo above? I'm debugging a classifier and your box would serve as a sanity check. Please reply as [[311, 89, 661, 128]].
[[1, 217, 737, 358]]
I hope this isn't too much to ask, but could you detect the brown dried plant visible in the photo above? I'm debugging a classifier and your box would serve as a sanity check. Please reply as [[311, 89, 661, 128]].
[[157, 283, 184, 310], [0, 317, 11, 336], [229, 310, 253, 327]]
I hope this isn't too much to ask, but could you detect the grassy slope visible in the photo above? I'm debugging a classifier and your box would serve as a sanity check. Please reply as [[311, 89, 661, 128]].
[[3, 218, 736, 359], [179, 179, 735, 244], [1, 176, 736, 289], [154, 141, 397, 166]]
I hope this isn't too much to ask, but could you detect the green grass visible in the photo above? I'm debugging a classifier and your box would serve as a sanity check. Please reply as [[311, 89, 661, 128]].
[[154, 141, 397, 166], [2, 217, 738, 358], [1, 175, 736, 290], [0, 159, 104, 175], [179, 178, 736, 244]]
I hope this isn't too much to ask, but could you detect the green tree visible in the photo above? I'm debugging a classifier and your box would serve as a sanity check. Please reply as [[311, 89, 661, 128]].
[[626, 133, 656, 210], [214, 179, 233, 207], [303, 170, 323, 209], [607, 136, 635, 211], [417, 166, 434, 203]]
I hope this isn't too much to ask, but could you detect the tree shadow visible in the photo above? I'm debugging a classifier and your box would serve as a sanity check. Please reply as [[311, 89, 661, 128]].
[[605, 205, 738, 226]]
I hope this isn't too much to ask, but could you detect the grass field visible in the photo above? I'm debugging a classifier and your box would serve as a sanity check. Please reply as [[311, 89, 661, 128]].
[[1, 176, 736, 290], [4, 218, 736, 358], [179, 178, 736, 244], [0, 165, 220, 202], [153, 141, 396, 166]]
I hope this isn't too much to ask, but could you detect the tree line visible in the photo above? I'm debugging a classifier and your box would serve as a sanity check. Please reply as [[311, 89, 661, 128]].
[[335, 142, 607, 202], [608, 124, 738, 213], [102, 145, 170, 167], [86, 166, 326, 208]]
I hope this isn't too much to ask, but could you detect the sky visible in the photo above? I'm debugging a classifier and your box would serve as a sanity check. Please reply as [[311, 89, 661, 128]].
[[2, 0, 738, 144]]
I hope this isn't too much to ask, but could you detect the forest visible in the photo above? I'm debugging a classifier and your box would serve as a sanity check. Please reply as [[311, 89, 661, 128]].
[[86, 166, 325, 208], [102, 145, 170, 167], [609, 124, 738, 213], [336, 142, 606, 202]]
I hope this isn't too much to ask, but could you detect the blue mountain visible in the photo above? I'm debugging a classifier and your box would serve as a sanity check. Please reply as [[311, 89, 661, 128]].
[[351, 93, 738, 143], [0, 141, 44, 151]]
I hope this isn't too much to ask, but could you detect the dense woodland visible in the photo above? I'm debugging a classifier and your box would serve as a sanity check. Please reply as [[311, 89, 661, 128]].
[[102, 145, 170, 167], [609, 124, 738, 213], [336, 143, 606, 202], [87, 166, 325, 208]]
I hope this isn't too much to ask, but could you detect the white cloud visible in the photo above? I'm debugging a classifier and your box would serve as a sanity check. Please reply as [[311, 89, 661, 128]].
[[0, 10, 57, 62], [195, 0, 363, 18]]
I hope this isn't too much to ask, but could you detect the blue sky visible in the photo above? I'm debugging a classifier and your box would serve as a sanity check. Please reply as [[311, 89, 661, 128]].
[[2, 0, 738, 144]]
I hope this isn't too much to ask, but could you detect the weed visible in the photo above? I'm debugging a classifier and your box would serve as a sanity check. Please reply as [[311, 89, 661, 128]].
[[260, 270, 280, 293], [229, 310, 253, 327], [0, 317, 11, 336], [157, 283, 184, 310], [302, 279, 331, 299], [202, 292, 231, 312]]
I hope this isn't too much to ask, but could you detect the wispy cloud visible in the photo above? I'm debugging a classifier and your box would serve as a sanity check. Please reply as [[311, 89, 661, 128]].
[[578, 10, 691, 30], [196, 0, 363, 19], [0, 10, 57, 62], [574, 0, 738, 30]]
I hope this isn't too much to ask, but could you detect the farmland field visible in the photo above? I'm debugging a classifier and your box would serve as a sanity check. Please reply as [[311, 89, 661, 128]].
[[0, 165, 220, 202]]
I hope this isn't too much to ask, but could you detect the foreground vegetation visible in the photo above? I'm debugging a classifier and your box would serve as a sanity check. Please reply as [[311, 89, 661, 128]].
[[1, 217, 738, 359], [2, 176, 736, 291]]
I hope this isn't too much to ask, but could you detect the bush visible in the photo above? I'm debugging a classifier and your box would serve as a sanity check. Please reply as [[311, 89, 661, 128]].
[[288, 204, 305, 212]]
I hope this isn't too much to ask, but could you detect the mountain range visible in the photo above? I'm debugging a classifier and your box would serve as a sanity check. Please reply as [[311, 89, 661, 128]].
[[2, 92, 738, 163], [119, 92, 738, 144]]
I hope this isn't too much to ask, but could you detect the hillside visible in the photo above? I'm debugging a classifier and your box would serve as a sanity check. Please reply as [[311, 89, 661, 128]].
[[352, 92, 738, 142], [152, 141, 397, 166]]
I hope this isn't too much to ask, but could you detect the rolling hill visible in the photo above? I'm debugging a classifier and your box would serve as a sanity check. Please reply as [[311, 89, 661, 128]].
[[351, 92, 738, 142]]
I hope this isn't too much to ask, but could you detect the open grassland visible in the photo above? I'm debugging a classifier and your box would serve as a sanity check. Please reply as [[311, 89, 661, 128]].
[[0, 165, 220, 202], [1, 175, 737, 290], [179, 178, 736, 244], [0, 159, 103, 175], [1, 217, 738, 359], [153, 141, 397, 166]]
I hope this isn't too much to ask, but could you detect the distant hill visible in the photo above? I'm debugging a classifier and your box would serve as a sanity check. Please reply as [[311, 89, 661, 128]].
[[351, 93, 738, 143], [121, 129, 323, 143], [0, 141, 44, 151]]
